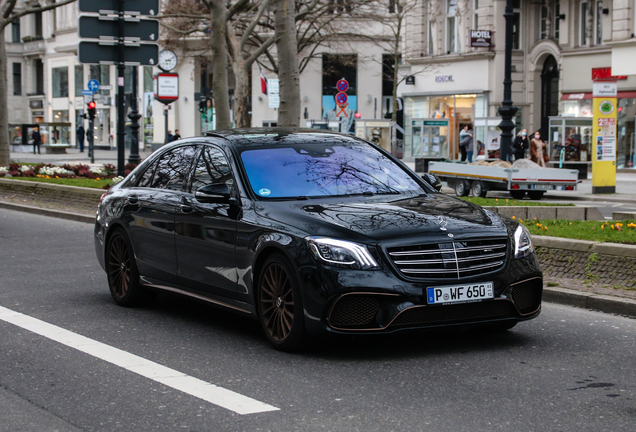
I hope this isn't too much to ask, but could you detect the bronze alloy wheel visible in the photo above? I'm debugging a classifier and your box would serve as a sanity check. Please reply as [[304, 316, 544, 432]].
[[258, 255, 306, 351], [108, 234, 131, 301], [106, 230, 152, 307]]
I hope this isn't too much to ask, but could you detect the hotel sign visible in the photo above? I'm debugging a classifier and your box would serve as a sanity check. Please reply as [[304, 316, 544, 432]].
[[469, 30, 492, 48]]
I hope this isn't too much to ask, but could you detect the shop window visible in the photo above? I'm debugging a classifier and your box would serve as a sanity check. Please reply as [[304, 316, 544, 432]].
[[52, 66, 68, 98], [75, 65, 84, 97], [13, 63, 21, 96], [90, 65, 110, 95]]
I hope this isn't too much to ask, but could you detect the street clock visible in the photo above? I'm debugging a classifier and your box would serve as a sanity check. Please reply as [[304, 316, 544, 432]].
[[158, 49, 178, 72]]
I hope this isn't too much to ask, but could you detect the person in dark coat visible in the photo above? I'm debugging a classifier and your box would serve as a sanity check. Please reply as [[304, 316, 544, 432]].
[[32, 127, 41, 155], [172, 129, 181, 141], [512, 128, 529, 160], [77, 124, 85, 152]]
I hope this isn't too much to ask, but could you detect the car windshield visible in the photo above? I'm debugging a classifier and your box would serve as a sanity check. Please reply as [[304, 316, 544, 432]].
[[240, 141, 425, 198]]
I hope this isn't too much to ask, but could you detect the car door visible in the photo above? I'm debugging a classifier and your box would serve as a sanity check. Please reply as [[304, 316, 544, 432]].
[[174, 145, 239, 298], [127, 145, 197, 283]]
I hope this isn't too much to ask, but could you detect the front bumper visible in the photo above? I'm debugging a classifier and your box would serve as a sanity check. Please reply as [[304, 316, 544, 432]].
[[301, 253, 543, 336]]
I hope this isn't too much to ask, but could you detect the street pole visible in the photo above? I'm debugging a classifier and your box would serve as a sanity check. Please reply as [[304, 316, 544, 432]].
[[498, 0, 517, 162], [128, 66, 141, 165], [164, 105, 169, 144], [89, 116, 94, 163], [116, 0, 126, 176]]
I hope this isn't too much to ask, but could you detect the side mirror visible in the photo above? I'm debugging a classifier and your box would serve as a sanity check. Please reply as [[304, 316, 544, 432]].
[[422, 173, 442, 192], [195, 183, 232, 203]]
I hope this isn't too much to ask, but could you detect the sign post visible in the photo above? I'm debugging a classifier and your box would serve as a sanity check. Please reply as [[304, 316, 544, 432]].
[[592, 82, 618, 194], [78, 0, 159, 174]]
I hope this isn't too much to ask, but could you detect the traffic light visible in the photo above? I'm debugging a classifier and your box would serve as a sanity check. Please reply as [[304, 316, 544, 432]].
[[87, 101, 96, 121], [198, 98, 206, 113]]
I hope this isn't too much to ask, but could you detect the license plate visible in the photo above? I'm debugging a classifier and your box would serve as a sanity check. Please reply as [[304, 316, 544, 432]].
[[532, 184, 551, 190], [427, 282, 494, 305]]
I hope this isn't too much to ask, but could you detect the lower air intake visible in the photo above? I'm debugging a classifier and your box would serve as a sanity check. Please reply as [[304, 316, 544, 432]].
[[329, 296, 380, 327]]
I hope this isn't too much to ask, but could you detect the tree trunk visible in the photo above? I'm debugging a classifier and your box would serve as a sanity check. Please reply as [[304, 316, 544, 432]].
[[233, 61, 250, 128], [273, 0, 300, 127], [210, 1, 232, 130], [0, 28, 10, 166]]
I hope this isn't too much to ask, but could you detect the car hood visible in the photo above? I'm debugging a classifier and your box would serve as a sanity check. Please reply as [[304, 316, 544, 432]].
[[255, 193, 507, 242]]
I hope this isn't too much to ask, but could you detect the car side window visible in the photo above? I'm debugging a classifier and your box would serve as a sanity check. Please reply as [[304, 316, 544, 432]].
[[152, 145, 197, 190], [190, 146, 234, 192], [136, 162, 156, 188]]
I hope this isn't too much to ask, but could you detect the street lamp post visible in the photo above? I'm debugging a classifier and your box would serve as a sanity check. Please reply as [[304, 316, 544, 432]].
[[128, 66, 141, 165], [498, 0, 518, 162]]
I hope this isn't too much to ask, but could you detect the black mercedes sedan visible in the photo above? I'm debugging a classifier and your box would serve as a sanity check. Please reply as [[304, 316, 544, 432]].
[[94, 128, 542, 351]]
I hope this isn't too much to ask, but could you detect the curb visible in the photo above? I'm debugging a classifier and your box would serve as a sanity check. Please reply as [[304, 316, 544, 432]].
[[0, 201, 95, 224], [543, 286, 636, 318], [533, 235, 636, 258]]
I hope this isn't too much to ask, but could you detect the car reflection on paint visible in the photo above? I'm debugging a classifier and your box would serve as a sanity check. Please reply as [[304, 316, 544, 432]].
[[94, 128, 542, 351]]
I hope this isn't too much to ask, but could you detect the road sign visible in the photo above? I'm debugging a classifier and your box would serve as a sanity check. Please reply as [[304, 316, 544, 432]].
[[78, 0, 159, 16], [154, 73, 179, 104], [82, 89, 93, 95], [79, 42, 158, 66], [269, 94, 280, 109], [336, 79, 349, 92], [268, 79, 279, 94], [87, 79, 100, 92], [79, 16, 159, 41], [336, 92, 348, 105]]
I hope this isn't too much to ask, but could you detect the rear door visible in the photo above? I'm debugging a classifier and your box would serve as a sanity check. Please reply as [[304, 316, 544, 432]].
[[127, 145, 197, 283]]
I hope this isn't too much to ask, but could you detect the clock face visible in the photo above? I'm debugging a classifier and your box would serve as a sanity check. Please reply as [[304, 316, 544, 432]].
[[158, 50, 178, 71]]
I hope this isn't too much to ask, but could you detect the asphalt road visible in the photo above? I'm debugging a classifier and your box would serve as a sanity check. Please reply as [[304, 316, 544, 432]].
[[1, 208, 635, 431]]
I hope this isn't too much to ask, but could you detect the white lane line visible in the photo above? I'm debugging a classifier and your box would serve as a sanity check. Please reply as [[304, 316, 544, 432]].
[[0, 305, 278, 415]]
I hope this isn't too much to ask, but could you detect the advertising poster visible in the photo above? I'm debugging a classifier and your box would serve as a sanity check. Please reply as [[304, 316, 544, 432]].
[[592, 82, 617, 193]]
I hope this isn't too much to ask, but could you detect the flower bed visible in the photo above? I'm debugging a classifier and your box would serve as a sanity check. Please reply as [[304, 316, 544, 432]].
[[0, 163, 134, 189]]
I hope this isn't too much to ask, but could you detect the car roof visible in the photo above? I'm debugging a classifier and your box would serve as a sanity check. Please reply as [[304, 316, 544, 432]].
[[202, 127, 361, 149]]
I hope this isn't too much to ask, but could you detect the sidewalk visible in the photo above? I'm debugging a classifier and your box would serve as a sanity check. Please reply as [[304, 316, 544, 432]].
[[8, 147, 155, 167]]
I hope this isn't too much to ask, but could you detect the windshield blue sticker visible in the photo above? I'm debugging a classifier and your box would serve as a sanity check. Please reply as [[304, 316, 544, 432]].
[[258, 188, 271, 196]]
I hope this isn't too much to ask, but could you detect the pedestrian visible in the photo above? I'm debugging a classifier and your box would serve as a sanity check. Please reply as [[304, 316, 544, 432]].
[[530, 130, 547, 167], [512, 128, 529, 161], [31, 127, 41, 155], [172, 129, 181, 141], [459, 124, 474, 162], [167, 130, 173, 142], [77, 124, 85, 152]]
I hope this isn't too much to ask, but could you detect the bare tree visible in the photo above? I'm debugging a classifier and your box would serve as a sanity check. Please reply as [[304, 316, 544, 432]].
[[0, 0, 76, 166]]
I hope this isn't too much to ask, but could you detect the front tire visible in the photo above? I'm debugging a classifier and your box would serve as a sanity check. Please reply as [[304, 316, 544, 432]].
[[257, 254, 306, 352], [106, 229, 153, 307]]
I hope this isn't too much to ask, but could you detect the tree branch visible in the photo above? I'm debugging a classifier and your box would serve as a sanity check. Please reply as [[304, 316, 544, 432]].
[[4, 0, 76, 27]]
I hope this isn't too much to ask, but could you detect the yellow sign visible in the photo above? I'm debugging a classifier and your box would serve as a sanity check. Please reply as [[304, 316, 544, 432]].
[[592, 95, 617, 193]]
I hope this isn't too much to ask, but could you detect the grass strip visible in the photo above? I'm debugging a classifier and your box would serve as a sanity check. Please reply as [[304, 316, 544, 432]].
[[4, 176, 112, 189], [460, 197, 573, 207], [525, 219, 636, 245]]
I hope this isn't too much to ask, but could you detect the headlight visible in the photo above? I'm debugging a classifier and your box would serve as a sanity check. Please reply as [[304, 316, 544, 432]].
[[514, 224, 534, 259], [307, 237, 379, 269]]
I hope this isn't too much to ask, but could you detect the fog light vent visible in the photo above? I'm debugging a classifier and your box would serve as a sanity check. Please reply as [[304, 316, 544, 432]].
[[511, 278, 543, 314], [329, 296, 379, 327]]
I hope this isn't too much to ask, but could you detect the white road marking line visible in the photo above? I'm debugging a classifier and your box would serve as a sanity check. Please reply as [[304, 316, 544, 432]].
[[612, 204, 624, 208], [0, 305, 279, 415]]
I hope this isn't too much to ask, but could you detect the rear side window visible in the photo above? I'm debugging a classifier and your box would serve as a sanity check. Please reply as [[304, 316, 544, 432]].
[[137, 163, 155, 188], [190, 146, 234, 191], [152, 145, 197, 190]]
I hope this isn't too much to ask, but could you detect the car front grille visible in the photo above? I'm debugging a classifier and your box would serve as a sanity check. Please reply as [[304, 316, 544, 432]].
[[390, 300, 517, 328], [386, 238, 508, 279], [329, 295, 380, 328], [511, 278, 543, 315]]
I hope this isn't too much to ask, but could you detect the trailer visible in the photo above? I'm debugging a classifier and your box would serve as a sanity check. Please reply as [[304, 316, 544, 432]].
[[428, 161, 579, 200]]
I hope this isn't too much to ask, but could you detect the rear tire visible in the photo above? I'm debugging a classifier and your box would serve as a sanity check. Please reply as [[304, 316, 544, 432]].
[[528, 191, 545, 200], [455, 180, 469, 197], [471, 181, 487, 198], [510, 190, 526, 200], [257, 254, 307, 352]]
